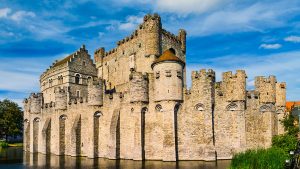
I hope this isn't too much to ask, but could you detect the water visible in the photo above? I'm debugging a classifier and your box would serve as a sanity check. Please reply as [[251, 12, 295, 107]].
[[0, 147, 231, 169]]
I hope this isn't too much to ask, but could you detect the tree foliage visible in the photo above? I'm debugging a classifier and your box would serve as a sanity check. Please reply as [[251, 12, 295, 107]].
[[0, 99, 23, 141]]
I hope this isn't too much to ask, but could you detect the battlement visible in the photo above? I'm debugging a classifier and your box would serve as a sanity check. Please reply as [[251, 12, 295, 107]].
[[222, 70, 246, 101], [129, 71, 149, 103], [222, 70, 247, 81], [255, 75, 276, 103], [41, 45, 89, 79], [192, 69, 215, 81], [30, 92, 43, 98], [246, 90, 259, 99], [88, 78, 103, 106]]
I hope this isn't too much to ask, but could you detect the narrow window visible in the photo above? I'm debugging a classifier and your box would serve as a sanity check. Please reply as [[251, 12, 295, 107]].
[[83, 61, 86, 66], [75, 74, 80, 84], [165, 70, 171, 77], [76, 90, 80, 98], [155, 71, 160, 79]]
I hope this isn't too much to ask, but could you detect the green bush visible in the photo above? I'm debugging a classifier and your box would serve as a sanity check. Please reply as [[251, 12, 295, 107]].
[[230, 148, 288, 169], [272, 134, 297, 154], [0, 141, 8, 148]]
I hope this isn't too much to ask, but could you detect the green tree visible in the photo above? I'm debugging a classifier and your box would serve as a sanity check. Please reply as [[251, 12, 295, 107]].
[[0, 99, 23, 141]]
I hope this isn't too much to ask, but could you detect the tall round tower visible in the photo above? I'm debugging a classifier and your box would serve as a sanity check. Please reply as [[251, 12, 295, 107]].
[[152, 49, 185, 101], [143, 14, 161, 57]]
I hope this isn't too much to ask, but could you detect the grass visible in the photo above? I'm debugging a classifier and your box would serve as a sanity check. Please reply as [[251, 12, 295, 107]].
[[229, 147, 288, 169], [0, 140, 23, 148]]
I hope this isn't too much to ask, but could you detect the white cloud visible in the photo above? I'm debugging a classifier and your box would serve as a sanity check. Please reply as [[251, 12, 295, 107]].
[[155, 0, 225, 15], [0, 8, 11, 18], [161, 0, 300, 36], [119, 15, 144, 31], [10, 10, 35, 21], [259, 43, 282, 49], [284, 36, 300, 43]]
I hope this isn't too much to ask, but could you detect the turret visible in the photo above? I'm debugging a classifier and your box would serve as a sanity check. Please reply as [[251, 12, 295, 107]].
[[276, 82, 286, 107], [222, 70, 247, 101], [129, 71, 149, 103], [23, 98, 30, 113], [94, 47, 105, 65], [88, 78, 103, 106], [152, 49, 185, 101], [191, 69, 215, 102], [178, 29, 186, 53], [255, 76, 276, 103], [143, 13, 161, 57], [55, 87, 67, 110], [29, 93, 43, 114]]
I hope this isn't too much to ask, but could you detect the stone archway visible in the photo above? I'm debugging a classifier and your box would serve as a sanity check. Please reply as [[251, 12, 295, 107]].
[[174, 103, 181, 161], [24, 119, 30, 151], [141, 107, 147, 160], [94, 111, 103, 157], [33, 117, 40, 153], [59, 115, 67, 155]]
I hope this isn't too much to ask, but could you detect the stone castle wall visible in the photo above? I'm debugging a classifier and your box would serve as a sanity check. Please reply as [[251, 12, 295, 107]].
[[23, 14, 286, 161]]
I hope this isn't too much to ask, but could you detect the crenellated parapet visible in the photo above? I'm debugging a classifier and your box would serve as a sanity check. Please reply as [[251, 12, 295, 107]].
[[29, 93, 43, 114], [94, 47, 105, 65], [191, 69, 215, 95], [255, 76, 276, 104], [54, 87, 67, 110], [222, 70, 247, 102], [275, 82, 286, 107], [129, 71, 149, 103], [88, 78, 103, 106]]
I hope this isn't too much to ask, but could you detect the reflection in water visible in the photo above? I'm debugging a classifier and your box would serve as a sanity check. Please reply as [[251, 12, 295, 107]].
[[0, 147, 231, 169]]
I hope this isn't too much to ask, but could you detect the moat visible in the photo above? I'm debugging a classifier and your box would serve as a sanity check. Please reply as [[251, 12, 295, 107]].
[[0, 147, 231, 169]]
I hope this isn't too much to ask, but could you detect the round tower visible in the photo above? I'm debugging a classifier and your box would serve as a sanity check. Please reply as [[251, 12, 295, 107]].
[[88, 78, 103, 106], [55, 87, 67, 110], [129, 72, 149, 103], [143, 13, 161, 57], [30, 93, 43, 114], [152, 49, 185, 101]]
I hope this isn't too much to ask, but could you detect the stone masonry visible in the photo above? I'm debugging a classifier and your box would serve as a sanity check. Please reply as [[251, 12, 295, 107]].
[[23, 14, 286, 161]]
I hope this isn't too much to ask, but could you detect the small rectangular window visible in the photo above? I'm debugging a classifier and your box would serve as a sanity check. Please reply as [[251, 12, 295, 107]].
[[177, 71, 182, 78], [165, 70, 171, 77], [76, 91, 80, 98], [155, 71, 160, 79]]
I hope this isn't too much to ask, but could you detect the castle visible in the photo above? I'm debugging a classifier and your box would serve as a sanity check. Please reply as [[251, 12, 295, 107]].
[[23, 14, 286, 161]]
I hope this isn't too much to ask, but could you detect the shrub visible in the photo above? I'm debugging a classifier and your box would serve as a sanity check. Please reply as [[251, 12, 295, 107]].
[[272, 134, 297, 154], [230, 148, 288, 169], [0, 141, 9, 148]]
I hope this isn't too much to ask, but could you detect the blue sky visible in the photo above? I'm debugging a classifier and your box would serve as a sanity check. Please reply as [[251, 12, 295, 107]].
[[0, 0, 300, 106]]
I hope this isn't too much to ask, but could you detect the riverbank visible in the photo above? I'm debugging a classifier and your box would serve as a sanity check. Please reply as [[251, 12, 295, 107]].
[[0, 141, 22, 148]]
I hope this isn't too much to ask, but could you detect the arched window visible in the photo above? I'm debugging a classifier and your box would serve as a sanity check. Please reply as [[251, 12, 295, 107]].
[[194, 103, 205, 111], [34, 117, 40, 122], [226, 102, 238, 111], [155, 104, 163, 112], [94, 111, 103, 117], [169, 48, 176, 55], [75, 74, 80, 84], [259, 104, 272, 112], [87, 76, 92, 84], [58, 75, 63, 84], [59, 114, 67, 120], [49, 78, 53, 87]]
